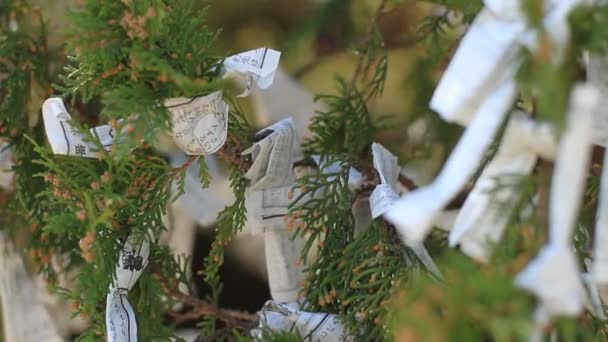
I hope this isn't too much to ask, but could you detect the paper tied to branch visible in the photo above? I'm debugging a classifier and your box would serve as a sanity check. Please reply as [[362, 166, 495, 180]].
[[516, 245, 588, 317], [253, 300, 354, 342], [312, 155, 364, 193], [164, 91, 229, 156], [449, 111, 557, 262], [516, 83, 598, 318], [431, 0, 588, 126], [264, 230, 307, 302], [223, 48, 281, 90], [367, 143, 442, 277], [245, 183, 312, 235], [581, 259, 607, 319], [242, 118, 309, 302], [588, 54, 608, 297], [0, 140, 14, 189], [106, 234, 151, 342], [0, 232, 63, 342], [42, 97, 121, 158], [369, 143, 400, 219], [243, 117, 302, 190], [384, 79, 515, 249]]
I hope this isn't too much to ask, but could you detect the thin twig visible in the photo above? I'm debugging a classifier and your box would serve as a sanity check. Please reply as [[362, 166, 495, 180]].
[[154, 271, 258, 328], [217, 146, 251, 170]]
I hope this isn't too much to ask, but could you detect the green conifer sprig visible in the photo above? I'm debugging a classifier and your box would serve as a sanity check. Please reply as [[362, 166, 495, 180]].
[[57, 0, 224, 157]]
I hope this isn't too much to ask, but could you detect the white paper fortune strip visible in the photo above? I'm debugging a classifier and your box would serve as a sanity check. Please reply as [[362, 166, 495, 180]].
[[0, 232, 63, 342], [42, 98, 120, 158], [223, 48, 282, 90], [164, 91, 229, 156], [165, 48, 280, 156], [516, 83, 598, 318], [42, 49, 280, 158], [242, 118, 308, 303], [369, 143, 400, 219], [449, 111, 557, 262], [369, 143, 442, 277], [582, 259, 606, 319], [253, 300, 354, 342], [312, 155, 364, 193], [587, 54, 608, 293], [429, 8, 523, 125], [384, 79, 515, 248], [483, 0, 524, 21], [243, 118, 301, 191], [106, 235, 151, 342]]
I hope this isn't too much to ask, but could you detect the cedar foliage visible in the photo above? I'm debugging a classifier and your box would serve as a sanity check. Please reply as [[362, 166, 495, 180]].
[[2, 0, 608, 341]]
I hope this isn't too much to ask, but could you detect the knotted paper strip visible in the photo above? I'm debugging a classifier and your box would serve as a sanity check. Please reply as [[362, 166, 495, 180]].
[[483, 0, 525, 21], [587, 54, 608, 295], [582, 259, 606, 319], [384, 79, 515, 248], [429, 8, 524, 125], [387, 0, 587, 252], [106, 235, 151, 342], [223, 48, 281, 90], [0, 233, 63, 342], [42, 98, 120, 158], [516, 83, 598, 318], [449, 111, 557, 262], [369, 143, 399, 219], [243, 118, 308, 302], [164, 91, 229, 156], [253, 300, 354, 341], [369, 143, 442, 277]]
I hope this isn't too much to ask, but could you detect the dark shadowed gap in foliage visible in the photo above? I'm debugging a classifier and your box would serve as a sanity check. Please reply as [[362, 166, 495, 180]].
[[191, 227, 271, 314]]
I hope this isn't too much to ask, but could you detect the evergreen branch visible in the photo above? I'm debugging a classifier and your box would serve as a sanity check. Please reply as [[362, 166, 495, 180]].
[[154, 271, 258, 328], [347, 0, 389, 95]]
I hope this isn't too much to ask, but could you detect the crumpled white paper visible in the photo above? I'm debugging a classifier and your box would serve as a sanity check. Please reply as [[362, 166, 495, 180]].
[[0, 232, 64, 342], [0, 140, 14, 189], [106, 234, 151, 342], [42, 98, 120, 158], [449, 111, 557, 262], [223, 48, 281, 90], [384, 0, 588, 254], [165, 48, 281, 156], [252, 300, 354, 341], [42, 49, 281, 158], [429, 8, 522, 125], [516, 83, 598, 318], [242, 118, 308, 303], [164, 91, 229, 156], [369, 143, 442, 277], [587, 54, 608, 297], [243, 118, 302, 191]]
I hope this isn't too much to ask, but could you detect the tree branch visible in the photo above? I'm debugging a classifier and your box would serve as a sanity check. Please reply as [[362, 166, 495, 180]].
[[154, 271, 258, 329]]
